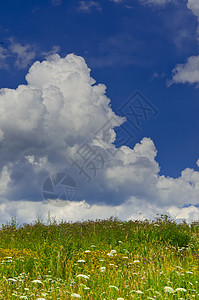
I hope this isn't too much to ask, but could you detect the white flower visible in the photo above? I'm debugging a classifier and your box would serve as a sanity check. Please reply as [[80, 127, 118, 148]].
[[186, 271, 193, 274], [109, 285, 119, 291], [91, 245, 95, 247], [36, 298, 46, 300], [100, 267, 106, 272], [136, 290, 143, 294], [8, 278, 17, 282], [110, 250, 117, 254], [77, 260, 85, 263], [84, 287, 90, 290], [117, 298, 124, 300], [71, 293, 81, 298], [76, 274, 90, 279], [32, 280, 42, 284], [107, 249, 117, 256], [164, 286, 174, 293], [155, 291, 161, 296], [84, 250, 91, 253], [175, 288, 187, 292], [133, 260, 140, 263]]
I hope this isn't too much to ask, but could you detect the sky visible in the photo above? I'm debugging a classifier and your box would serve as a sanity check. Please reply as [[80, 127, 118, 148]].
[[0, 0, 199, 226]]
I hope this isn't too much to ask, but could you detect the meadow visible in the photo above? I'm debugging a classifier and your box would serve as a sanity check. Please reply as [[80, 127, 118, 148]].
[[0, 214, 198, 300]]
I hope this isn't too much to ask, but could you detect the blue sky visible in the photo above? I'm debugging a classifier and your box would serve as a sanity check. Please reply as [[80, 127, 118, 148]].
[[0, 0, 199, 225]]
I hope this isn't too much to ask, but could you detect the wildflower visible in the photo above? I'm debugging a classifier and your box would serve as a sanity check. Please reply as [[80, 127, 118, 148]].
[[175, 288, 187, 292], [84, 287, 90, 290], [8, 278, 17, 282], [71, 293, 81, 298], [76, 274, 90, 279], [91, 245, 95, 247], [109, 285, 119, 291], [110, 250, 117, 254], [186, 271, 193, 274], [84, 250, 91, 253], [117, 298, 124, 300], [77, 260, 85, 263], [107, 249, 117, 256], [136, 290, 143, 294], [155, 291, 161, 296], [133, 260, 140, 263], [32, 280, 42, 284], [36, 298, 46, 300], [164, 286, 175, 293], [100, 267, 106, 272], [19, 297, 28, 299]]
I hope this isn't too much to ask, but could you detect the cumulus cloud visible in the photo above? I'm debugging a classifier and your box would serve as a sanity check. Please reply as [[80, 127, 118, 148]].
[[0, 53, 198, 226], [0, 53, 124, 202], [170, 55, 199, 85]]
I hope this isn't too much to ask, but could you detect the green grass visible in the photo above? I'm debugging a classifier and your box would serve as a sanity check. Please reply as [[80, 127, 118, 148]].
[[0, 215, 198, 299]]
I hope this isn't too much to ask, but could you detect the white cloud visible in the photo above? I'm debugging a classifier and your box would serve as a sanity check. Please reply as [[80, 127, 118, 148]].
[[197, 159, 199, 167], [169, 1, 199, 85], [78, 1, 101, 12], [42, 45, 61, 58], [0, 53, 198, 226], [0, 166, 11, 196], [170, 55, 199, 85], [139, 0, 172, 6], [187, 0, 199, 18], [0, 39, 36, 70], [8, 38, 36, 69]]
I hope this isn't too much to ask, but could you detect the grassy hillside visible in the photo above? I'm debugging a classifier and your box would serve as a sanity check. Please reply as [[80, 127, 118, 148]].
[[0, 215, 198, 299]]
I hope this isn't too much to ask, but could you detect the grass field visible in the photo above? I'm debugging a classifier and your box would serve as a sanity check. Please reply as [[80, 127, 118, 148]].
[[0, 214, 198, 299]]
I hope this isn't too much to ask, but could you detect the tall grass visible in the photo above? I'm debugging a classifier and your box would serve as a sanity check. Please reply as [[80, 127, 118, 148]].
[[0, 215, 198, 299]]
